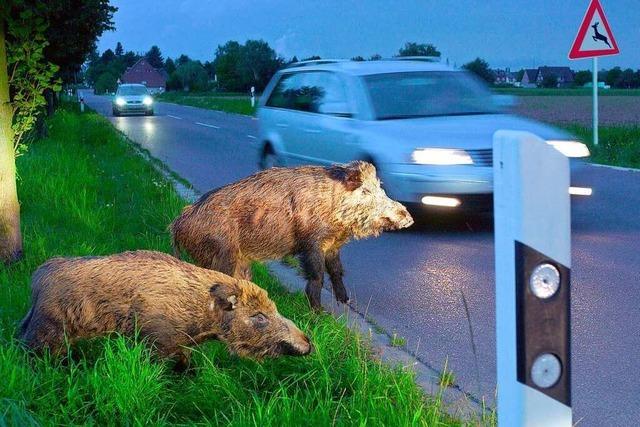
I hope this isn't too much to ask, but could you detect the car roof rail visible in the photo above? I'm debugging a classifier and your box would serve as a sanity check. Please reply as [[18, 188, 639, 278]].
[[389, 56, 442, 62], [285, 59, 349, 68]]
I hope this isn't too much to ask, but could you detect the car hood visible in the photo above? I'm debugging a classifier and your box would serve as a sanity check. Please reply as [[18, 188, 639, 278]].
[[363, 114, 574, 150]]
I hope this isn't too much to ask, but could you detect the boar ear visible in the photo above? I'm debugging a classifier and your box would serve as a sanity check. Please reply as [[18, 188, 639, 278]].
[[328, 163, 363, 191], [209, 283, 240, 311]]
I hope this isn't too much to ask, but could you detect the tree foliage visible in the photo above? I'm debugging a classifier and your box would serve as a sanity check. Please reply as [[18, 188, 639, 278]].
[[39, 0, 116, 84], [6, 5, 61, 154], [573, 70, 592, 87], [397, 42, 440, 57], [213, 40, 283, 92], [541, 74, 558, 88], [145, 45, 164, 69], [461, 57, 494, 84], [174, 60, 208, 92]]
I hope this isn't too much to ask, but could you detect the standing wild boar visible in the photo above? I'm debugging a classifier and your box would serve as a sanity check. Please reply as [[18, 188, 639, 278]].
[[18, 251, 312, 369], [170, 161, 413, 309]]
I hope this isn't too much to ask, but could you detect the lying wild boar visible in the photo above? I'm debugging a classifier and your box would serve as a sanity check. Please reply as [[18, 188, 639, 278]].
[[171, 161, 413, 309], [18, 250, 312, 368]]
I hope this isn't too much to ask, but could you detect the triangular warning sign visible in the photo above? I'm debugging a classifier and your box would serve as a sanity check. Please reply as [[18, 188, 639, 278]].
[[569, 0, 619, 59]]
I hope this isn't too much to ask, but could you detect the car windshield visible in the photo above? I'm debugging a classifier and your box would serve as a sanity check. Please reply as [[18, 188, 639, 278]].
[[363, 71, 500, 120], [117, 86, 148, 96]]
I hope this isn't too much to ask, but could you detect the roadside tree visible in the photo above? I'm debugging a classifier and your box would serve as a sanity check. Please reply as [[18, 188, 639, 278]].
[[397, 42, 440, 57], [573, 70, 592, 87], [175, 60, 208, 92], [1, 6, 60, 264], [145, 45, 164, 69], [462, 57, 494, 84]]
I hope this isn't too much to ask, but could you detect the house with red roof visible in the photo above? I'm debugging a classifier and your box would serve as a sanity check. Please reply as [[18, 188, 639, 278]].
[[120, 58, 166, 93]]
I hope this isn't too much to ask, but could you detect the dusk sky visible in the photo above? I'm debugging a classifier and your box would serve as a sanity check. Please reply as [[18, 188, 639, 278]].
[[97, 0, 640, 71]]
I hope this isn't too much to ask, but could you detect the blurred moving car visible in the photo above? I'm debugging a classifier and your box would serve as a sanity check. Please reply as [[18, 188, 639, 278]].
[[112, 84, 154, 116], [257, 59, 591, 211]]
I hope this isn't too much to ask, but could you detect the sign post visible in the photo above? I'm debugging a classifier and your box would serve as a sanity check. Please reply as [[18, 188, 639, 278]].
[[494, 131, 572, 427], [568, 0, 619, 147]]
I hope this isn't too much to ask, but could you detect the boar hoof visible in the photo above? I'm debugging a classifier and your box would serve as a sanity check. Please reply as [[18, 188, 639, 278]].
[[335, 292, 350, 305]]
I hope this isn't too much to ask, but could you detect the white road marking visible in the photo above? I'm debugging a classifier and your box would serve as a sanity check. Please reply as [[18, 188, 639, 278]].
[[590, 163, 639, 173], [247, 135, 257, 139], [195, 122, 220, 129], [167, 114, 182, 120]]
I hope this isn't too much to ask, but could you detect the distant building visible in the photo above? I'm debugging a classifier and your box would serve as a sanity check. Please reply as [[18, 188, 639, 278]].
[[536, 66, 574, 88], [518, 66, 575, 88], [520, 69, 539, 88], [120, 58, 166, 93], [493, 68, 517, 85]]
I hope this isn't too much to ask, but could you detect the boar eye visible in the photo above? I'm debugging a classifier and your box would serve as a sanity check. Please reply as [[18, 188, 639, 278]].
[[251, 313, 269, 328]]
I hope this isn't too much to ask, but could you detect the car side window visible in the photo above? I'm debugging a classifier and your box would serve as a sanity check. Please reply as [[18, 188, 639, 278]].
[[266, 71, 352, 116], [265, 73, 307, 110]]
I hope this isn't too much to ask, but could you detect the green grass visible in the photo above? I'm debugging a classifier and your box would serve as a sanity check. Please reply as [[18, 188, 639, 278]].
[[0, 106, 470, 425], [390, 332, 406, 348], [493, 87, 640, 96], [564, 125, 640, 169], [157, 91, 257, 115]]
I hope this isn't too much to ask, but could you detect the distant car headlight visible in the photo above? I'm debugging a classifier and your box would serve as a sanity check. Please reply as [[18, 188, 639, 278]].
[[411, 148, 474, 165], [115, 97, 126, 106], [547, 140, 590, 158], [143, 96, 153, 106]]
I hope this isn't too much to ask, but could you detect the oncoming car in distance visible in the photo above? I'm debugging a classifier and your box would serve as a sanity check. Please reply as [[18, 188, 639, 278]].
[[257, 59, 591, 212], [112, 84, 154, 116]]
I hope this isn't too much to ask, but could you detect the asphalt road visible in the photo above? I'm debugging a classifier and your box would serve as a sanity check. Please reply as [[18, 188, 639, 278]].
[[83, 91, 639, 426]]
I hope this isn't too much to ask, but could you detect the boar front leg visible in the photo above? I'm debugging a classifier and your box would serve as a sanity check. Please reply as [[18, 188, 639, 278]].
[[300, 243, 325, 310], [325, 250, 349, 304]]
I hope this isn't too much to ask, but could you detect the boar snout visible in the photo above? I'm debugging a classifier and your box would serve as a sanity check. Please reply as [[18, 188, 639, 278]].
[[278, 316, 313, 356], [383, 201, 414, 230]]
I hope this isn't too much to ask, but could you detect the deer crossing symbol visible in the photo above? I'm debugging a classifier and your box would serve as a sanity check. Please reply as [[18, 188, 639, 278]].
[[591, 22, 612, 48]]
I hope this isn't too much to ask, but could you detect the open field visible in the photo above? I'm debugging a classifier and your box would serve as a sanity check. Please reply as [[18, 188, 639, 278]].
[[510, 95, 640, 126], [157, 91, 257, 115], [494, 87, 640, 96], [0, 106, 467, 425]]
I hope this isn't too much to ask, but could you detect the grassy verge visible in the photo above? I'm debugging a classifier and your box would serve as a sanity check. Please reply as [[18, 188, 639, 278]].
[[157, 91, 257, 115], [493, 87, 640, 96], [564, 125, 640, 169], [0, 106, 468, 425]]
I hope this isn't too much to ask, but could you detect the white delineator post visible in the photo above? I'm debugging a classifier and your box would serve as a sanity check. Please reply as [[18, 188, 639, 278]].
[[494, 131, 572, 427], [592, 57, 598, 146]]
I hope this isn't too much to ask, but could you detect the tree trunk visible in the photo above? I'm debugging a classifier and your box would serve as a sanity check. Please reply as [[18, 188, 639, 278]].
[[0, 21, 23, 264]]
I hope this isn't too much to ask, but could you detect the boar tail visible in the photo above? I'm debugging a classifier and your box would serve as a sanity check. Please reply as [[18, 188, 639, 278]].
[[169, 222, 181, 259], [17, 307, 34, 340]]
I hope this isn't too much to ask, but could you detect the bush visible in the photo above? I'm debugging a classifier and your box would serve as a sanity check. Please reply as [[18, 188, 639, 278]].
[[94, 71, 118, 94]]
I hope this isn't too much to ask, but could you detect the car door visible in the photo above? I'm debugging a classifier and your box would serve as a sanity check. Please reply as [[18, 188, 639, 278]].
[[287, 71, 359, 165], [262, 72, 308, 165]]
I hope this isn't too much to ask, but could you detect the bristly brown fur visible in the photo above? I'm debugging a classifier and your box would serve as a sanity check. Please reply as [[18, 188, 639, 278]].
[[170, 161, 413, 309], [18, 251, 311, 367]]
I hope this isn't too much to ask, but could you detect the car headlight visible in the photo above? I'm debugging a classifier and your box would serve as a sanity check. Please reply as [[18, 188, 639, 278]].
[[547, 140, 590, 158], [115, 97, 126, 106], [143, 96, 153, 106], [411, 148, 473, 165]]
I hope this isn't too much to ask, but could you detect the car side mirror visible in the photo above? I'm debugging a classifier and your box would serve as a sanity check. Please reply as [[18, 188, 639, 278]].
[[319, 101, 354, 118]]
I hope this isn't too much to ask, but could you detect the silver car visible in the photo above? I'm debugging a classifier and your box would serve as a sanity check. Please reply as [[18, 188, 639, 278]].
[[257, 59, 591, 211], [112, 84, 154, 116]]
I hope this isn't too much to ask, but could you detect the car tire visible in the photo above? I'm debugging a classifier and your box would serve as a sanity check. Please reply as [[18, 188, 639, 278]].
[[145, 110, 154, 116], [112, 109, 120, 117], [259, 147, 280, 169]]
